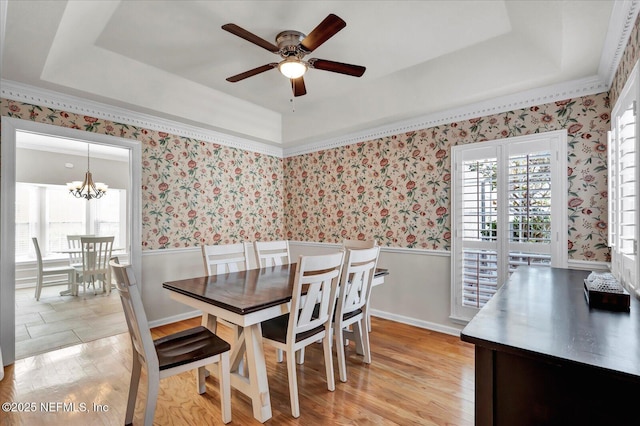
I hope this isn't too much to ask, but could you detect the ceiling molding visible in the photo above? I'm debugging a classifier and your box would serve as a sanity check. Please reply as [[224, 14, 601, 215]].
[[598, 0, 640, 86], [0, 80, 284, 158], [2, 0, 635, 162], [283, 74, 609, 157], [284, 1, 638, 158], [0, 73, 611, 161]]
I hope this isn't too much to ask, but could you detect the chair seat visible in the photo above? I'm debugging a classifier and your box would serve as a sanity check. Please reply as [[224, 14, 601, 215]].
[[261, 314, 325, 344], [342, 308, 363, 322], [155, 326, 231, 371], [313, 303, 362, 322]]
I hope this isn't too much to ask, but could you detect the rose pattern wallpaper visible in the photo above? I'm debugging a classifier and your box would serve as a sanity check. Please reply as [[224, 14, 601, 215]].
[[284, 93, 611, 262], [6, 10, 640, 260], [0, 92, 612, 261], [1, 99, 285, 249]]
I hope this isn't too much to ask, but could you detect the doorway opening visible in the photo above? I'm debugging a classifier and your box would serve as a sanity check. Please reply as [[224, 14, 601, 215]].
[[1, 117, 142, 365]]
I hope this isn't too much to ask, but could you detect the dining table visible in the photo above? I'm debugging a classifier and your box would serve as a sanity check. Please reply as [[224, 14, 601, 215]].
[[162, 264, 389, 423]]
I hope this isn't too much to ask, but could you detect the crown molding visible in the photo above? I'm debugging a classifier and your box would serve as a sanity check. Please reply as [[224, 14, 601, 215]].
[[2, 3, 635, 161], [283, 74, 609, 157], [599, 0, 640, 86], [0, 79, 284, 158], [284, 1, 638, 158]]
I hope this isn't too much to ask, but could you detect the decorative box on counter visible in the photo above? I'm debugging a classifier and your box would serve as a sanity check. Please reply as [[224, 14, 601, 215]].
[[584, 271, 630, 312]]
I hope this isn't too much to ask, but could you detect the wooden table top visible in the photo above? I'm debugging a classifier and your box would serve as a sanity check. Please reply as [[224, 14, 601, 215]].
[[163, 265, 389, 316], [461, 266, 640, 380]]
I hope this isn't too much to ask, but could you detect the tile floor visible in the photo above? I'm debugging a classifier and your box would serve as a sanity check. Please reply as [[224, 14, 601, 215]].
[[14, 284, 127, 360]]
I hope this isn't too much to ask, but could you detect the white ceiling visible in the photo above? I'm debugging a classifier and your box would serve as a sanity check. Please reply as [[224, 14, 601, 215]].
[[0, 0, 628, 151]]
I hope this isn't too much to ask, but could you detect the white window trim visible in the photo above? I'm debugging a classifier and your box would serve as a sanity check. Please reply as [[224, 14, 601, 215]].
[[610, 59, 640, 297], [450, 130, 568, 323]]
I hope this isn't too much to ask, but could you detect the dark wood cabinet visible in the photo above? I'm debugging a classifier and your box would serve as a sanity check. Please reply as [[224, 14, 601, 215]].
[[461, 267, 640, 425]]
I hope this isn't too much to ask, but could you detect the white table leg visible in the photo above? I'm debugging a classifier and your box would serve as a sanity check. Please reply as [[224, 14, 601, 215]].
[[243, 324, 272, 422]]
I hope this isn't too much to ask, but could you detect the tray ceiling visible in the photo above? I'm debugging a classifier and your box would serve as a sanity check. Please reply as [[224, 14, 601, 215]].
[[0, 1, 627, 150]]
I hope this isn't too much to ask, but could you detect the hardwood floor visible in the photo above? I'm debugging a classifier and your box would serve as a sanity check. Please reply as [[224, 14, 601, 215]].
[[0, 317, 474, 425]]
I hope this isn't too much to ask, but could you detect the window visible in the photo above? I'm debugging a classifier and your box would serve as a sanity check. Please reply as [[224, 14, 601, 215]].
[[451, 131, 568, 321], [15, 183, 126, 261], [610, 60, 639, 296]]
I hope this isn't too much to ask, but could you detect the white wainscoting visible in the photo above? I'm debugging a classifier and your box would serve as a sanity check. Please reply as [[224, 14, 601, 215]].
[[142, 242, 464, 336]]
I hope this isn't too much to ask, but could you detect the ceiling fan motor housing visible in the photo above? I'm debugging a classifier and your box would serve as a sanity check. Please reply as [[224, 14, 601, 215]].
[[276, 30, 307, 57]]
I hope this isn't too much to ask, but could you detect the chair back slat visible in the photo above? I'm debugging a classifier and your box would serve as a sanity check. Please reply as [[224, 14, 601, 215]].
[[32, 237, 44, 271], [67, 234, 95, 265], [81, 236, 114, 276], [289, 252, 344, 338], [254, 240, 290, 268], [342, 239, 378, 250], [202, 243, 249, 275], [110, 260, 159, 370]]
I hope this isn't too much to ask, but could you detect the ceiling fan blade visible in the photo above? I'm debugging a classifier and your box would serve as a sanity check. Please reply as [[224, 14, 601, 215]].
[[300, 14, 346, 53], [226, 63, 278, 82], [222, 24, 279, 52], [291, 77, 307, 97], [308, 59, 366, 77]]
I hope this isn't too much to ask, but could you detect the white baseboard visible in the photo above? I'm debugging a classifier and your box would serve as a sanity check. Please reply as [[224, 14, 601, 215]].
[[370, 309, 462, 337], [147, 307, 463, 338], [148, 309, 202, 329]]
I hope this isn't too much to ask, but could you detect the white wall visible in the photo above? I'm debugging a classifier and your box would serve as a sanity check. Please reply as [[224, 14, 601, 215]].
[[142, 242, 462, 336], [16, 148, 129, 189]]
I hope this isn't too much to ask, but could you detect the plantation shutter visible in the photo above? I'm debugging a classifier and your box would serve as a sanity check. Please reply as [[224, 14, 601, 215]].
[[610, 60, 639, 295], [451, 131, 567, 321]]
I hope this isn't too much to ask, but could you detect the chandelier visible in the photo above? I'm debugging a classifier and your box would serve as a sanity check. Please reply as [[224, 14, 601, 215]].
[[67, 144, 108, 200]]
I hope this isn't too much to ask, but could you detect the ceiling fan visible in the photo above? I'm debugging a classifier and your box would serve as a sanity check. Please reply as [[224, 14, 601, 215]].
[[222, 14, 366, 97]]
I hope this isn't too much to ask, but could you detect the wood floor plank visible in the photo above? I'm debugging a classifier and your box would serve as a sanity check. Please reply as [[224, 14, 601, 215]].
[[0, 317, 474, 425]]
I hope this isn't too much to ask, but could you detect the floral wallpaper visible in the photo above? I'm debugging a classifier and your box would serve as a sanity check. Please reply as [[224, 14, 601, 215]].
[[284, 93, 611, 262], [1, 99, 285, 250], [0, 92, 612, 261]]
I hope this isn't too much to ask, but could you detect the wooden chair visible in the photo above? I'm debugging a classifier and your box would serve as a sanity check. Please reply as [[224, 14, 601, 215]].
[[334, 246, 380, 382], [342, 238, 379, 331], [253, 240, 290, 268], [342, 238, 378, 249], [32, 237, 76, 301], [200, 243, 250, 356], [261, 251, 345, 418], [201, 242, 249, 275], [73, 236, 113, 295], [110, 261, 231, 425], [66, 234, 95, 267]]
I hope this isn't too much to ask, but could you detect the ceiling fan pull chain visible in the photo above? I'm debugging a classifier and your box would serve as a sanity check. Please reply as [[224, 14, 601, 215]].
[[290, 97, 295, 113]]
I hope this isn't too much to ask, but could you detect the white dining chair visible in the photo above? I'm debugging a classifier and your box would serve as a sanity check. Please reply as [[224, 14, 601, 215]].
[[200, 243, 250, 354], [73, 236, 114, 295], [110, 261, 231, 425], [66, 234, 95, 267], [342, 238, 378, 249], [342, 238, 379, 331], [32, 237, 76, 301], [334, 246, 380, 382], [253, 240, 293, 363], [201, 242, 250, 275], [253, 240, 291, 268], [261, 251, 344, 418]]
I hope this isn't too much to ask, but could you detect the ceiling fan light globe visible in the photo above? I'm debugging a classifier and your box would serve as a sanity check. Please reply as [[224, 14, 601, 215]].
[[279, 60, 307, 79]]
